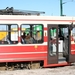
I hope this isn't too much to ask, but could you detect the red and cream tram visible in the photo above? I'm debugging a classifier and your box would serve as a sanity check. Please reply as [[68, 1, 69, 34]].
[[0, 15, 75, 69]]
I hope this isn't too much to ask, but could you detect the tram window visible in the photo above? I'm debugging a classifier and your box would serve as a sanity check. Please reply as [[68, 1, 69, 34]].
[[11, 25, 18, 42], [0, 24, 18, 44], [63, 27, 68, 38], [49, 28, 57, 56], [21, 24, 43, 44]]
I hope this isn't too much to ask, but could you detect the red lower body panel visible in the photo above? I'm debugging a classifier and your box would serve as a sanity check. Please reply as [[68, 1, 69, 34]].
[[71, 44, 75, 54], [0, 45, 47, 53], [0, 45, 47, 62], [0, 44, 71, 67]]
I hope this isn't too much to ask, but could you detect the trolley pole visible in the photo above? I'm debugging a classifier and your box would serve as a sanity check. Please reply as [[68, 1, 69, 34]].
[[60, 0, 73, 16], [60, 0, 63, 16]]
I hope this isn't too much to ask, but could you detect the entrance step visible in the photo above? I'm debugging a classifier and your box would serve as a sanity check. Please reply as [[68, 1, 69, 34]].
[[58, 57, 66, 63]]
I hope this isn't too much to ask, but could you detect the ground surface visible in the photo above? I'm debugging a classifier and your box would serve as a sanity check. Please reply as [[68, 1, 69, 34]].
[[0, 65, 75, 75]]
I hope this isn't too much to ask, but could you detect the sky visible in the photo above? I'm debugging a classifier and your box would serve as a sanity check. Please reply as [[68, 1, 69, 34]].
[[0, 0, 75, 16]]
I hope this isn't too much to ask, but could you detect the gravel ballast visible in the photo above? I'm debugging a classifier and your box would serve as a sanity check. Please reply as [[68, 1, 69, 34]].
[[0, 65, 75, 75]]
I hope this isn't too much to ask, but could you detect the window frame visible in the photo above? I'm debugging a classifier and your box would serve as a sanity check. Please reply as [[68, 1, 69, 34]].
[[0, 24, 19, 45], [20, 24, 44, 44]]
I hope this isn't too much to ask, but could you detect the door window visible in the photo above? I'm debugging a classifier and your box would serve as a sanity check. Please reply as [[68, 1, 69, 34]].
[[49, 28, 57, 56]]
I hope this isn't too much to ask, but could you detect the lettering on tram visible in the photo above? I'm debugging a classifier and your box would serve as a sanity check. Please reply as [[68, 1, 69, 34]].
[[21, 24, 43, 44], [0, 24, 18, 44]]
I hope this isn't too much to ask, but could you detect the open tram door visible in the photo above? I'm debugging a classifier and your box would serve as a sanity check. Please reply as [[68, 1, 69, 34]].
[[47, 24, 75, 65]]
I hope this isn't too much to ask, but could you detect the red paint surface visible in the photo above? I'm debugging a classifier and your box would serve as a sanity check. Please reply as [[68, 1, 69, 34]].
[[44, 36, 47, 42], [71, 44, 75, 54], [0, 53, 47, 59], [0, 45, 47, 62], [71, 44, 75, 50], [0, 45, 47, 53], [44, 28, 47, 30]]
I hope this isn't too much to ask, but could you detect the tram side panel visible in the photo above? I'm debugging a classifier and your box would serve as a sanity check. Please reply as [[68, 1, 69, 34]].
[[0, 23, 47, 63]]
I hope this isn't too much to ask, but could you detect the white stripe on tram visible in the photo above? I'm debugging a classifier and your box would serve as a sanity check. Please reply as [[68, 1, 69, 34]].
[[0, 57, 47, 61], [71, 50, 75, 51], [0, 42, 47, 47], [0, 51, 47, 55], [71, 41, 75, 44]]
